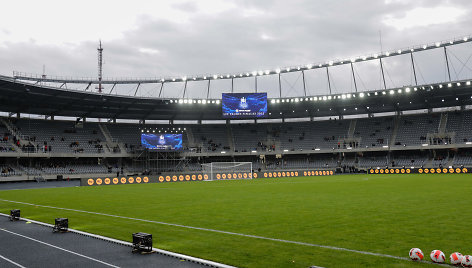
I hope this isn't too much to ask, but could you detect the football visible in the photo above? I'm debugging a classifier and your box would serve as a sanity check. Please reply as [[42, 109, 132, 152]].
[[409, 248, 424, 261], [430, 250, 445, 263], [450, 252, 463, 265], [462, 255, 472, 267]]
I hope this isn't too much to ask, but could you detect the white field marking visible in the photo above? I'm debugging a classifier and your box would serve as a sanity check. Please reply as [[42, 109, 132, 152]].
[[0, 254, 26, 268], [0, 227, 119, 268], [0, 213, 236, 268], [0, 199, 448, 266]]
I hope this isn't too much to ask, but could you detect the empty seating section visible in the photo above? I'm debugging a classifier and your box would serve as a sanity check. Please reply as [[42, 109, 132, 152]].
[[106, 123, 141, 152], [15, 119, 106, 153], [446, 111, 472, 143], [355, 117, 394, 147], [192, 125, 229, 152], [392, 154, 427, 167], [232, 124, 269, 152], [278, 120, 349, 151], [358, 156, 388, 168], [395, 114, 440, 146]]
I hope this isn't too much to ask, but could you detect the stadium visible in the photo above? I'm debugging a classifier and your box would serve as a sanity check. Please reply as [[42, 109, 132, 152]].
[[1, 2, 472, 267]]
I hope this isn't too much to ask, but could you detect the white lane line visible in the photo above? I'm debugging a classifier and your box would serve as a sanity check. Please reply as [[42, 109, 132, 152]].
[[0, 227, 119, 268], [0, 199, 446, 266], [0, 254, 26, 268]]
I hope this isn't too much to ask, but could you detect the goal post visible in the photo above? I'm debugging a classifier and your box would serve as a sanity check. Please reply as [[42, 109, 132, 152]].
[[202, 162, 253, 181]]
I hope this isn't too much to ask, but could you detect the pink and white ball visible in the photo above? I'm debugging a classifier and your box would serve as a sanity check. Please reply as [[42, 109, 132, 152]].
[[449, 252, 463, 265], [430, 250, 446, 263], [409, 248, 424, 261], [462, 255, 472, 267]]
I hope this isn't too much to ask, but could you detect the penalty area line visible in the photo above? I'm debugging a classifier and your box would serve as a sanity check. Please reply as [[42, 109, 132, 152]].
[[0, 199, 446, 266]]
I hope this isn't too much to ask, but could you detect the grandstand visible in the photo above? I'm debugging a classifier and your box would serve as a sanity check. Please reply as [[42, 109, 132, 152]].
[[0, 36, 471, 183]]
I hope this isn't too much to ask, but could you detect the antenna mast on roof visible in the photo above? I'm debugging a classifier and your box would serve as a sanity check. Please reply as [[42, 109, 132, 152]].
[[97, 40, 104, 93]]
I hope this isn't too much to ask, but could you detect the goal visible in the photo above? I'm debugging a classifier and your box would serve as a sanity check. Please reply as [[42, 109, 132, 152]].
[[202, 162, 253, 181]]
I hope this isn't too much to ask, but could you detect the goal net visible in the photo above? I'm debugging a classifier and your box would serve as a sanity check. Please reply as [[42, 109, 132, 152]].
[[202, 162, 253, 181]]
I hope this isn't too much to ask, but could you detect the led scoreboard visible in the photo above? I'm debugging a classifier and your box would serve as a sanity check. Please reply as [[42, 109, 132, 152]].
[[141, 134, 183, 150], [222, 93, 268, 118]]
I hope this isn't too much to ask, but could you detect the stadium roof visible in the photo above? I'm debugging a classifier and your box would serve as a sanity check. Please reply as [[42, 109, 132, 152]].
[[0, 75, 471, 121]]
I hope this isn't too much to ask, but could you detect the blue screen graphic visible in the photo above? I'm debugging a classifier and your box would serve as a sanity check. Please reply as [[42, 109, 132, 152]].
[[222, 93, 268, 118], [141, 134, 183, 150]]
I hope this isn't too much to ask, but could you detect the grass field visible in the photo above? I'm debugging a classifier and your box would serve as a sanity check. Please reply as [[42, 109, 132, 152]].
[[0, 173, 471, 267]]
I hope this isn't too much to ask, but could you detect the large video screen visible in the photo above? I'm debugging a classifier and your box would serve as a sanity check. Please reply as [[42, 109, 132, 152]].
[[222, 93, 268, 118], [141, 134, 183, 150]]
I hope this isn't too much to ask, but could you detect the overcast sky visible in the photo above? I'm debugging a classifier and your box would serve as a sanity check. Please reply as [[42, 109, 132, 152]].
[[0, 0, 471, 98]]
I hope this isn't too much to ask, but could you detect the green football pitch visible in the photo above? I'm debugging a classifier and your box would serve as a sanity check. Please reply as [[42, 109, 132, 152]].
[[0, 173, 471, 267]]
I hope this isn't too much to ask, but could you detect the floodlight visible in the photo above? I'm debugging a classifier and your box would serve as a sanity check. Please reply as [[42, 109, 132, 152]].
[[275, 68, 281, 74], [385, 52, 390, 56], [405, 87, 410, 92], [467, 81, 471, 85], [251, 150, 257, 153], [216, 100, 220, 104], [202, 100, 207, 104], [350, 58, 355, 63], [197, 100, 201, 103], [169, 100, 173, 103], [193, 77, 196, 80], [183, 99, 188, 104], [252, 71, 257, 76], [283, 149, 289, 152], [398, 89, 402, 93], [271, 99, 276, 103], [322, 96, 327, 101], [276, 99, 280, 103], [414, 87, 418, 91], [382, 91, 387, 95], [161, 79, 165, 82], [341, 94, 346, 99], [286, 67, 291, 72], [182, 76, 187, 81], [397, 49, 402, 54], [172, 78, 176, 82], [306, 64, 313, 69], [239, 74, 243, 77], [374, 53, 378, 58], [211, 100, 215, 103], [318, 63, 323, 67], [328, 61, 334, 66], [282, 99, 285, 103], [265, 70, 270, 75], [346, 94, 351, 99], [359, 93, 365, 98], [226, 74, 230, 78], [375, 92, 378, 95], [221, 151, 226, 154], [295, 98, 299, 102], [464, 37, 469, 41], [246, 73, 250, 76], [9, 209, 20, 221], [213, 75, 218, 79], [314, 97, 318, 101], [328, 96, 332, 100], [132, 233, 153, 253], [258, 71, 263, 75], [315, 148, 320, 151], [448, 83, 452, 88], [435, 42, 441, 47], [297, 67, 301, 70], [362, 56, 367, 60], [422, 45, 427, 49], [457, 82, 461, 86], [450, 40, 454, 44], [53, 218, 68, 232]]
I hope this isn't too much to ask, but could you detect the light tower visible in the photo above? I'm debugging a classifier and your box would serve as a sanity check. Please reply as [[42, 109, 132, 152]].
[[97, 40, 104, 93]]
